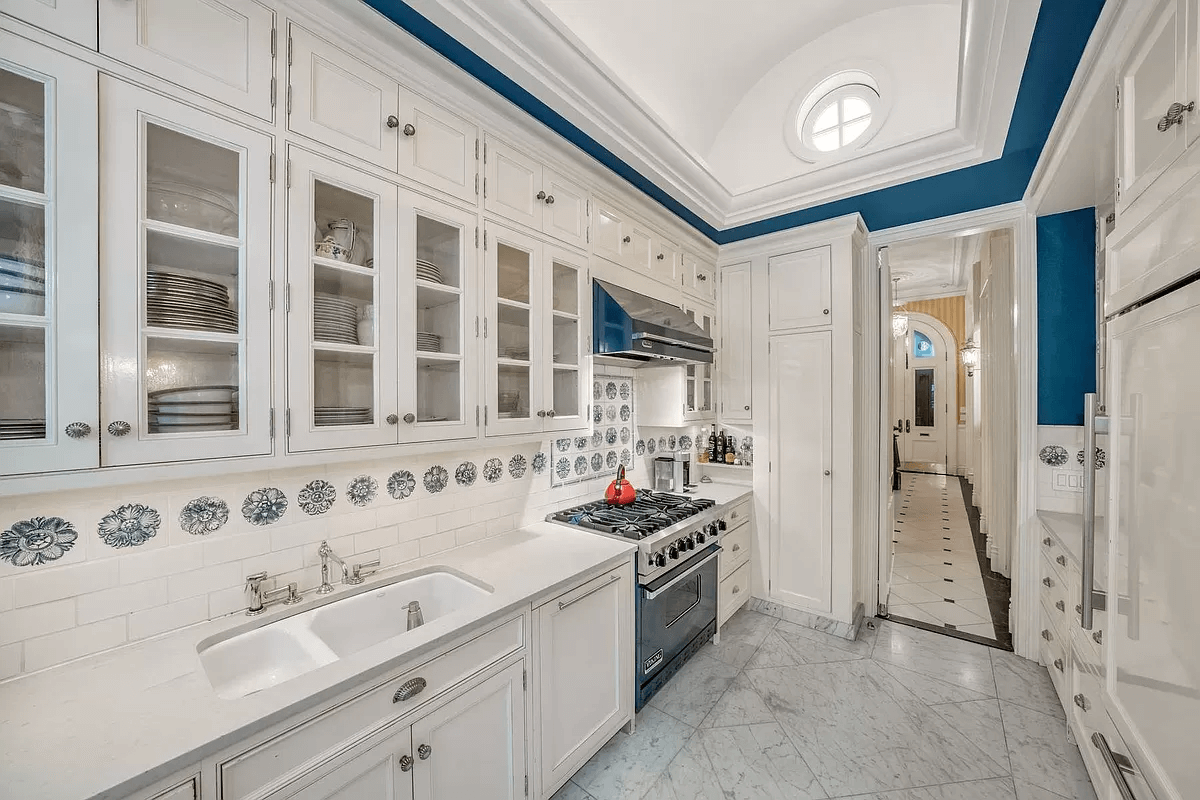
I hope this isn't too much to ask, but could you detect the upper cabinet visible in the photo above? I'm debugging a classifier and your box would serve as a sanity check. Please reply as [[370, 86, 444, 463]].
[[0, 0, 97, 48], [590, 198, 691, 290], [484, 137, 588, 250], [719, 262, 752, 421], [99, 76, 274, 466], [99, 0, 276, 120], [396, 86, 478, 206], [682, 250, 715, 303], [652, 235, 680, 288], [0, 34, 99, 476], [768, 246, 832, 331]]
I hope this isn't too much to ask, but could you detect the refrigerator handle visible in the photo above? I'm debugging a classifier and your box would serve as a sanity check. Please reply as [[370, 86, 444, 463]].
[[1081, 393, 1107, 630]]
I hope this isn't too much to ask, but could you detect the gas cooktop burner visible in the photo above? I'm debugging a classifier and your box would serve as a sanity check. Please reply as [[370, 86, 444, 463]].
[[549, 490, 716, 539]]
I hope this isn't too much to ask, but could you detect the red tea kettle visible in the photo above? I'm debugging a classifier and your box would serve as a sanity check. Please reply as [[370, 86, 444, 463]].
[[605, 465, 637, 505]]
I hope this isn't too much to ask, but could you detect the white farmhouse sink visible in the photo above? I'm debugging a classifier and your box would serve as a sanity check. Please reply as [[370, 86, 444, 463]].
[[197, 568, 492, 699]]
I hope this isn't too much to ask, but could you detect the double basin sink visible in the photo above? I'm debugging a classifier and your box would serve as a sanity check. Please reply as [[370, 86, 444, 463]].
[[197, 568, 492, 699]]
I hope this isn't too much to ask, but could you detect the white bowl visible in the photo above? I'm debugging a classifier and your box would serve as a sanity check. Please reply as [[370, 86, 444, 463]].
[[148, 386, 237, 403]]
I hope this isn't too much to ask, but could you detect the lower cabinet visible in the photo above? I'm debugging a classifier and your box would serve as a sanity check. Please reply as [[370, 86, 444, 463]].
[[717, 500, 752, 627]]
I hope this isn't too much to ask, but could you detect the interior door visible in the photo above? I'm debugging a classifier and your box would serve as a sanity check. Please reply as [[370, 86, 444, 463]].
[[897, 320, 949, 465], [880, 250, 896, 613], [410, 662, 526, 800], [768, 331, 833, 613], [485, 223, 541, 435]]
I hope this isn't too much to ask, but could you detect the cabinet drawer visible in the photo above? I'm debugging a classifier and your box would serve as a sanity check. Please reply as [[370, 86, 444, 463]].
[[1039, 554, 1070, 629], [718, 561, 750, 626], [1038, 604, 1069, 711], [720, 522, 751, 578], [725, 498, 751, 527], [219, 615, 524, 799]]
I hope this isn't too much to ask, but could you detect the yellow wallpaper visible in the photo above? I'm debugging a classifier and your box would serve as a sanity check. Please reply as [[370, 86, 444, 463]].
[[898, 296, 967, 417]]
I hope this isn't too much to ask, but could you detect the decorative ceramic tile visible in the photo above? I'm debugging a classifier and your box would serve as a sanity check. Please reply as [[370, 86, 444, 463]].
[[574, 455, 588, 476], [455, 462, 477, 487], [98, 503, 161, 548], [605, 380, 618, 399], [346, 475, 378, 507], [606, 450, 618, 468], [555, 456, 571, 479], [619, 380, 631, 400], [605, 427, 618, 445], [636, 439, 646, 456], [1076, 447, 1106, 468], [554, 371, 635, 488], [507, 454, 527, 479], [605, 404, 617, 421], [575, 436, 588, 451], [242, 488, 287, 526], [620, 403, 631, 421], [1039, 445, 1068, 466], [668, 435, 676, 450], [556, 438, 571, 452], [591, 430, 603, 448], [647, 438, 657, 454], [483, 458, 503, 483], [591, 453, 604, 472], [621, 448, 631, 466], [620, 427, 630, 444], [658, 436, 667, 451], [593, 381, 603, 401], [387, 470, 416, 500], [531, 452, 547, 475], [593, 406, 603, 424], [0, 516, 78, 567], [679, 435, 692, 450], [178, 497, 230, 534], [424, 465, 449, 493], [297, 480, 336, 516]]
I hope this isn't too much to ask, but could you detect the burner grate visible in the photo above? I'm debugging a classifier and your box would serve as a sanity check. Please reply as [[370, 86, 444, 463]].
[[550, 490, 716, 538]]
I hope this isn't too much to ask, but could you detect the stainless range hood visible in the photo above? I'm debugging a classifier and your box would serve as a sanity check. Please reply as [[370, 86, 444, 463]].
[[592, 279, 714, 365]]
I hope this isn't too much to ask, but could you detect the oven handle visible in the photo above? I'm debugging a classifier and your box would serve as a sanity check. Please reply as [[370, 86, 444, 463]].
[[643, 549, 721, 600]]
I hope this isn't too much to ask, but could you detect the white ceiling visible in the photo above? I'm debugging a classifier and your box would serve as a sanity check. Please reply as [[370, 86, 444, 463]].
[[398, 0, 1042, 229], [889, 233, 982, 302]]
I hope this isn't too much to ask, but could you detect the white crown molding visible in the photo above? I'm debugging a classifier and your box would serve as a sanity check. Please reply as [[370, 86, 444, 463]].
[[716, 214, 868, 262], [398, 0, 1038, 231]]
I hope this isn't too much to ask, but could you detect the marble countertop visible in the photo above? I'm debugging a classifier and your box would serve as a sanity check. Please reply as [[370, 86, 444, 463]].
[[1037, 510, 1108, 590], [0, 526, 637, 800], [684, 481, 754, 506]]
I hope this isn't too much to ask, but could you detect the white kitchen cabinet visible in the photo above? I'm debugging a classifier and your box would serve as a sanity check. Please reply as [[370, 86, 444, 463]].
[[591, 201, 626, 265], [682, 251, 716, 303], [396, 86, 478, 205], [651, 236, 680, 287], [683, 305, 716, 421], [535, 563, 633, 798], [636, 304, 715, 427], [410, 661, 526, 800], [288, 24, 400, 171], [624, 220, 654, 275], [484, 222, 589, 436], [99, 75, 273, 466], [286, 146, 400, 453], [485, 137, 588, 250], [1116, 0, 1190, 212], [717, 498, 752, 627], [0, 0, 96, 48], [768, 246, 832, 331], [136, 775, 200, 800], [719, 262, 752, 421], [768, 331, 833, 613], [269, 724, 414, 800], [0, 35, 99, 476], [99, 0, 275, 120]]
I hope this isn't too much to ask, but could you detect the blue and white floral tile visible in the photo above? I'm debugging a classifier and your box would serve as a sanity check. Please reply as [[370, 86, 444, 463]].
[[0, 515, 81, 569], [243, 487, 288, 526]]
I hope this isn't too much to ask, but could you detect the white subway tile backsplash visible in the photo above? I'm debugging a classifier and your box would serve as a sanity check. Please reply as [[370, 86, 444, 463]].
[[326, 508, 378, 537], [129, 596, 208, 641], [24, 618, 126, 672], [436, 509, 471, 533], [11, 560, 120, 608], [353, 524, 398, 553], [208, 585, 249, 618], [380, 541, 420, 567], [455, 523, 488, 546], [202, 533, 271, 566], [0, 642, 21, 680], [77, 579, 168, 625], [119, 543, 204, 585], [167, 563, 242, 603], [0, 599, 75, 646], [418, 531, 457, 557], [394, 517, 437, 544], [242, 547, 305, 582], [268, 518, 330, 551], [0, 579, 13, 613]]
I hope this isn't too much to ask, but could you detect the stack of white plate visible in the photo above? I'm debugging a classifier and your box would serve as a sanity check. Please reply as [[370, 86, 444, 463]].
[[417, 331, 441, 353], [0, 418, 46, 440], [0, 257, 46, 316], [148, 385, 238, 433], [501, 346, 529, 360], [416, 259, 443, 284], [314, 406, 371, 426], [314, 293, 359, 345], [146, 270, 237, 334]]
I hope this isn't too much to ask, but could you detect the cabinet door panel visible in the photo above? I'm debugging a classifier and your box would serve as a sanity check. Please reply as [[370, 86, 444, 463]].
[[288, 25, 399, 171], [397, 87, 476, 204], [485, 223, 542, 435], [410, 662, 525, 800], [99, 0, 274, 119], [100, 76, 272, 466], [768, 246, 831, 330], [0, 36, 99, 475], [684, 252, 716, 303], [543, 245, 588, 432], [768, 332, 832, 613], [683, 306, 715, 420], [651, 237, 679, 287], [485, 138, 541, 231], [720, 263, 753, 421], [0, 0, 97, 47], [624, 223, 653, 274], [591, 202, 624, 265], [269, 727, 412, 800], [542, 168, 588, 249]]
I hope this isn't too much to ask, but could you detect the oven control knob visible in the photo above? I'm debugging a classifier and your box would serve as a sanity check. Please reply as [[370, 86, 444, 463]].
[[695, 531, 706, 544], [717, 519, 728, 531], [668, 545, 679, 560], [707, 523, 719, 538], [653, 552, 667, 567], [684, 536, 695, 551]]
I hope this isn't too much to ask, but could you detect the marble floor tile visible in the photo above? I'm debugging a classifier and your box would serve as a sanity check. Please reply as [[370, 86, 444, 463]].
[[959, 621, 999, 639], [549, 780, 597, 800], [699, 672, 776, 728], [892, 564, 944, 584], [957, 597, 998, 620], [837, 777, 1019, 800], [890, 582, 948, 606], [648, 652, 740, 727], [697, 723, 828, 799], [744, 659, 1007, 796], [885, 603, 946, 627], [928, 699, 1011, 773], [1001, 701, 1096, 800], [744, 619, 873, 670], [911, 599, 991, 627], [1012, 778, 1076, 800], [872, 660, 993, 704], [641, 735, 727, 800], [991, 648, 1064, 720], [872, 618, 997, 697], [569, 705, 694, 800], [912, 579, 988, 602], [701, 609, 777, 670]]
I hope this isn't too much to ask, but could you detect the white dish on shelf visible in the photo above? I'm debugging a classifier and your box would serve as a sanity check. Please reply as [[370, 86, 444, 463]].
[[0, 288, 43, 315], [146, 180, 238, 237], [149, 386, 237, 403]]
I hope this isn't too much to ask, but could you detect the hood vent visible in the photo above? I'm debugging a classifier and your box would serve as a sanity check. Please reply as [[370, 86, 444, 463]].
[[592, 279, 714, 366]]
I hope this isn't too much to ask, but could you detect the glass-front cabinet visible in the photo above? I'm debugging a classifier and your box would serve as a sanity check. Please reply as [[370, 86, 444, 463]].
[[484, 222, 588, 437], [683, 305, 715, 421], [0, 37, 99, 476]]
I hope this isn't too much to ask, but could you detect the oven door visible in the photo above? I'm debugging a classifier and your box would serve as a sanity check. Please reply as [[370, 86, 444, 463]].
[[637, 544, 719, 696]]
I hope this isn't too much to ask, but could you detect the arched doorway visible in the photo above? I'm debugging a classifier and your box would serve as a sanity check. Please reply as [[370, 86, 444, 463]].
[[891, 313, 956, 469]]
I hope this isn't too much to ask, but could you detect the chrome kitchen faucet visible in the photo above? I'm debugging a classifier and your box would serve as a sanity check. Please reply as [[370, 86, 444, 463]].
[[316, 540, 380, 594]]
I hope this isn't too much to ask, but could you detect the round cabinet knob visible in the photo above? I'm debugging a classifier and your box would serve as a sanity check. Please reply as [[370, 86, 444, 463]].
[[107, 421, 131, 437], [65, 422, 91, 439], [403, 413, 416, 424], [545, 195, 555, 205], [1041, 629, 1053, 641], [546, 410, 556, 417], [732, 585, 740, 594], [1073, 693, 1090, 711], [1092, 630, 1103, 645], [1043, 537, 1053, 547], [1055, 600, 1066, 612], [1157, 100, 1195, 131], [668, 545, 679, 560], [656, 253, 665, 261], [400, 755, 414, 772], [537, 410, 546, 418], [417, 744, 432, 760], [698, 273, 708, 281], [622, 235, 631, 243], [823, 308, 830, 315], [744, 405, 750, 410], [1043, 577, 1054, 588], [386, 413, 399, 425], [536, 190, 546, 200], [403, 123, 417, 136], [387, 115, 399, 128], [1053, 658, 1064, 672], [824, 469, 831, 476]]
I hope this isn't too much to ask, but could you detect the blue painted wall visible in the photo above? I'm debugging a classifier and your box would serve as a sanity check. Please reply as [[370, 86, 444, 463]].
[[1036, 209, 1097, 425]]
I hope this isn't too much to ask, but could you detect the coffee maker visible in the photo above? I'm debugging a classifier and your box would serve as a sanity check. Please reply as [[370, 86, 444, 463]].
[[653, 451, 692, 492]]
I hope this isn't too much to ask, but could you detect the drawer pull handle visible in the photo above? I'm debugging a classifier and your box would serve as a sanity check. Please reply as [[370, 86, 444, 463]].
[[400, 754, 414, 772], [1041, 629, 1053, 641], [1043, 537, 1053, 547], [1055, 600, 1066, 612], [393, 677, 427, 703], [560, 574, 620, 610], [1043, 577, 1054, 588], [1093, 630, 1103, 645], [731, 510, 739, 519], [1053, 658, 1064, 672], [1073, 693, 1090, 711], [731, 544, 741, 552], [418, 744, 432, 760], [1157, 100, 1194, 132], [732, 585, 740, 594], [1092, 733, 1138, 800], [1056, 555, 1067, 567], [1076, 603, 1083, 615]]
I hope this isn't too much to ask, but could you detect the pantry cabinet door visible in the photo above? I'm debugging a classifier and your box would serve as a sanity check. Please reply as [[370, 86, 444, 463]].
[[286, 147, 399, 453], [719, 262, 752, 422], [99, 0, 275, 120], [99, 76, 272, 466], [0, 0, 97, 48], [767, 246, 832, 331], [410, 662, 526, 800], [542, 245, 589, 433], [683, 305, 715, 421], [397, 86, 477, 205], [485, 137, 542, 231], [397, 187, 478, 444], [542, 168, 588, 250], [0, 35, 99, 476], [484, 222, 543, 436], [288, 24, 399, 171]]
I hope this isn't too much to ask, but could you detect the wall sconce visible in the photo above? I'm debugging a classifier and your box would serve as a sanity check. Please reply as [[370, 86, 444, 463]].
[[960, 338, 980, 376], [891, 313, 909, 338]]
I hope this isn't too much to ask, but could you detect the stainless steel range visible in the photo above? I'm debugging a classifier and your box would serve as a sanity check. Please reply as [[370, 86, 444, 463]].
[[547, 490, 730, 709]]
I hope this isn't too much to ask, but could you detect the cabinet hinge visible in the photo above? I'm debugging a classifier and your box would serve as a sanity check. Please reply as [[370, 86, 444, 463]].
[[269, 407, 275, 438], [1116, 177, 1121, 200], [522, 668, 527, 691], [268, 278, 275, 310], [483, 176, 487, 199], [287, 34, 293, 65], [475, 226, 479, 248], [485, 406, 489, 425], [286, 159, 292, 189], [1105, 211, 1116, 225], [1115, 85, 1120, 110], [484, 229, 488, 250], [270, 77, 276, 108], [475, 315, 479, 337], [285, 282, 292, 312], [483, 318, 488, 337], [286, 408, 292, 437], [475, 138, 479, 160], [286, 84, 292, 116], [586, 226, 589, 243], [525, 776, 529, 796], [483, 142, 487, 163], [475, 173, 479, 196], [269, 153, 276, 184], [476, 406, 479, 425]]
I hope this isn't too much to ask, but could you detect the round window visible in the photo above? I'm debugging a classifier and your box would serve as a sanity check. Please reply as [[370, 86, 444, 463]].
[[800, 85, 878, 153]]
